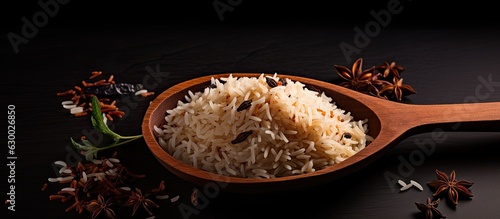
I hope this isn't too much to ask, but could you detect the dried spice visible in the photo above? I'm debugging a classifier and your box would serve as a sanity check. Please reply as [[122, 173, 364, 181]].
[[427, 169, 474, 206], [379, 77, 416, 102], [86, 194, 116, 219], [265, 77, 278, 88], [342, 133, 352, 139], [278, 78, 288, 86], [415, 197, 446, 219], [376, 61, 405, 78], [191, 189, 200, 206], [334, 58, 416, 102], [57, 71, 154, 120], [236, 100, 252, 112], [334, 58, 375, 92], [231, 130, 253, 144], [44, 153, 172, 218], [84, 83, 144, 96], [125, 188, 160, 216]]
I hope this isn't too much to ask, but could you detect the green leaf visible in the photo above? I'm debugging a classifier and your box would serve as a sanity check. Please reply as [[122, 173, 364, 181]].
[[71, 137, 100, 160], [84, 149, 98, 161], [81, 139, 94, 147], [70, 96, 144, 161], [71, 137, 93, 151], [91, 96, 121, 141]]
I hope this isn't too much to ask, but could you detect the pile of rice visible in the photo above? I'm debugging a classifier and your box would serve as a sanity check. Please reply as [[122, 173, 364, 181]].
[[154, 74, 372, 178]]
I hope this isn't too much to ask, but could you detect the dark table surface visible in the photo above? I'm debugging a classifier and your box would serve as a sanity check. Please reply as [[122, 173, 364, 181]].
[[2, 1, 500, 218]]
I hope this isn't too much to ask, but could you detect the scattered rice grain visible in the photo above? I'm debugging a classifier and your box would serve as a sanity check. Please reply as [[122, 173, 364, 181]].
[[61, 187, 76, 192], [89, 71, 102, 79], [105, 160, 114, 168], [155, 194, 170, 200], [54, 160, 68, 167], [41, 183, 48, 191], [135, 89, 148, 96], [119, 187, 131, 191], [410, 180, 424, 191], [400, 183, 413, 192], [108, 158, 120, 163], [170, 195, 180, 203], [81, 171, 88, 183], [70, 107, 84, 114], [61, 101, 74, 105], [63, 104, 77, 109]]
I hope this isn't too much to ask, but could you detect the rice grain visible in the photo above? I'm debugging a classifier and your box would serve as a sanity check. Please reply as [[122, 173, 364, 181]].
[[155, 74, 371, 178]]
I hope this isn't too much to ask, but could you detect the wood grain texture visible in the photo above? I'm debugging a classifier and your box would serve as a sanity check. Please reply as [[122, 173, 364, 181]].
[[142, 73, 500, 193]]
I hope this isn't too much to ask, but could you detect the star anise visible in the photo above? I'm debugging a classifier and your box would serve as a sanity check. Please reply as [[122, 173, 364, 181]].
[[427, 169, 474, 206], [108, 165, 145, 187], [379, 77, 416, 101], [415, 197, 446, 219], [125, 188, 160, 216], [334, 58, 416, 102], [85, 194, 116, 219], [334, 58, 375, 92], [368, 76, 392, 99], [376, 61, 405, 78]]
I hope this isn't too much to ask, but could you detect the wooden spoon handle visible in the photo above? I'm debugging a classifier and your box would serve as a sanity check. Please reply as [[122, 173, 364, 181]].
[[401, 102, 500, 134]]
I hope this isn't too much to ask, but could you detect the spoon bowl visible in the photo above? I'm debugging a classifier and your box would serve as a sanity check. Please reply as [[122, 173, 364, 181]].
[[142, 73, 500, 193]]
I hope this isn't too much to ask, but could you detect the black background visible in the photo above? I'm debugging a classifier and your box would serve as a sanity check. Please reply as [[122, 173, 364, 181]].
[[2, 0, 500, 219]]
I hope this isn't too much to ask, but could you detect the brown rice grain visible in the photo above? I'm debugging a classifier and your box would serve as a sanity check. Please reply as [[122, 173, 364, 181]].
[[141, 91, 155, 97], [84, 82, 94, 87], [106, 113, 114, 121], [65, 201, 80, 212], [74, 112, 88, 117], [57, 90, 75, 96], [41, 183, 48, 191], [61, 194, 74, 203], [93, 79, 107, 85], [49, 195, 65, 200], [59, 179, 73, 184], [89, 71, 102, 79], [74, 86, 82, 92]]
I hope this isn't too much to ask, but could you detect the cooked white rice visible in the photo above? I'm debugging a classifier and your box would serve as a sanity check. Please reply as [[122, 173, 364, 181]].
[[154, 74, 373, 178]]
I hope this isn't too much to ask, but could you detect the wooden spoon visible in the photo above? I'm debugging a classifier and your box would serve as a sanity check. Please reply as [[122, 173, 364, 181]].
[[142, 73, 500, 193]]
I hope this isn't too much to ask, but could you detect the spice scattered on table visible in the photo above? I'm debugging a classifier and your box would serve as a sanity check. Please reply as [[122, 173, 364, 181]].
[[415, 197, 446, 219], [57, 71, 154, 120], [412, 169, 475, 218], [190, 189, 200, 206], [44, 152, 173, 218], [334, 58, 416, 101], [427, 169, 474, 206]]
